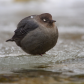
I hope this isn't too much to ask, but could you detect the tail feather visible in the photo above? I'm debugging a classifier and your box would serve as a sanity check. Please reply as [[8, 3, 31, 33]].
[[6, 38, 14, 42]]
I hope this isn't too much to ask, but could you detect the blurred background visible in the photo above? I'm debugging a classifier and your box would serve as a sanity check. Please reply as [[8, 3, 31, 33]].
[[1, 0, 84, 30], [0, 0, 84, 83]]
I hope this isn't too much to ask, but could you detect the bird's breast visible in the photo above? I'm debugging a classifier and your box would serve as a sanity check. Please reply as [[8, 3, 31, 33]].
[[20, 26, 58, 54]]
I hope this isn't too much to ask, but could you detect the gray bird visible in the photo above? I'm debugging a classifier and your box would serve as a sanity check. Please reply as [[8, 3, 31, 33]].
[[6, 13, 58, 55]]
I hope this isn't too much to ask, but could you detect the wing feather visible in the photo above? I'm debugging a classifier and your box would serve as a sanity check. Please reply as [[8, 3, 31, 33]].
[[12, 20, 38, 40]]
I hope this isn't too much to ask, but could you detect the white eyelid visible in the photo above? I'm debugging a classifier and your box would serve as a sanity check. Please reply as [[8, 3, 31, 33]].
[[43, 19, 46, 22], [30, 16, 33, 18]]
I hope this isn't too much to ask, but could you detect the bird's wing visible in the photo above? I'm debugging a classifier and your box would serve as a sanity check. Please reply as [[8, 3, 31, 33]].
[[12, 19, 38, 40]]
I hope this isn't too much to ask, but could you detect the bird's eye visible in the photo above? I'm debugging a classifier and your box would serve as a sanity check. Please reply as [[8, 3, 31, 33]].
[[43, 19, 46, 22]]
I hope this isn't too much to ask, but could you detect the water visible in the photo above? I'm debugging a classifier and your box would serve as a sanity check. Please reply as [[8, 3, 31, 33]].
[[0, 0, 84, 77]]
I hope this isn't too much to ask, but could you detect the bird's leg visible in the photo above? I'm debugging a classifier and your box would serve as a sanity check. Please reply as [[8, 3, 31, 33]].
[[39, 53, 46, 56], [40, 54, 43, 56]]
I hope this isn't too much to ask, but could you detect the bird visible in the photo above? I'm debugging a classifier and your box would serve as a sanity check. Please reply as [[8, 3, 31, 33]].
[[6, 13, 58, 55]]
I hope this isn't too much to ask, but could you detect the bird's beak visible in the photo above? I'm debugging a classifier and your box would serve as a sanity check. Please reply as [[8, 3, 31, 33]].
[[49, 20, 56, 23]]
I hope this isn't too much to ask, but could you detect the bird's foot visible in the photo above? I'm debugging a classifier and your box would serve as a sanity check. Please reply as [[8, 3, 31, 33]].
[[39, 53, 46, 56]]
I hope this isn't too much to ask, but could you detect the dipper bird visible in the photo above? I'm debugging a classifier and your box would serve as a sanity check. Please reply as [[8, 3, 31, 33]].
[[6, 13, 58, 55]]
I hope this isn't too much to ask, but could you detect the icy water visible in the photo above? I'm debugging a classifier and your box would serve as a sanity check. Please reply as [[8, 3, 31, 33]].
[[0, 0, 84, 83]]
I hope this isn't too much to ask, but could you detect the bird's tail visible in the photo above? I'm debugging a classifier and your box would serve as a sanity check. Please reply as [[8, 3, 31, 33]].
[[6, 38, 14, 42]]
